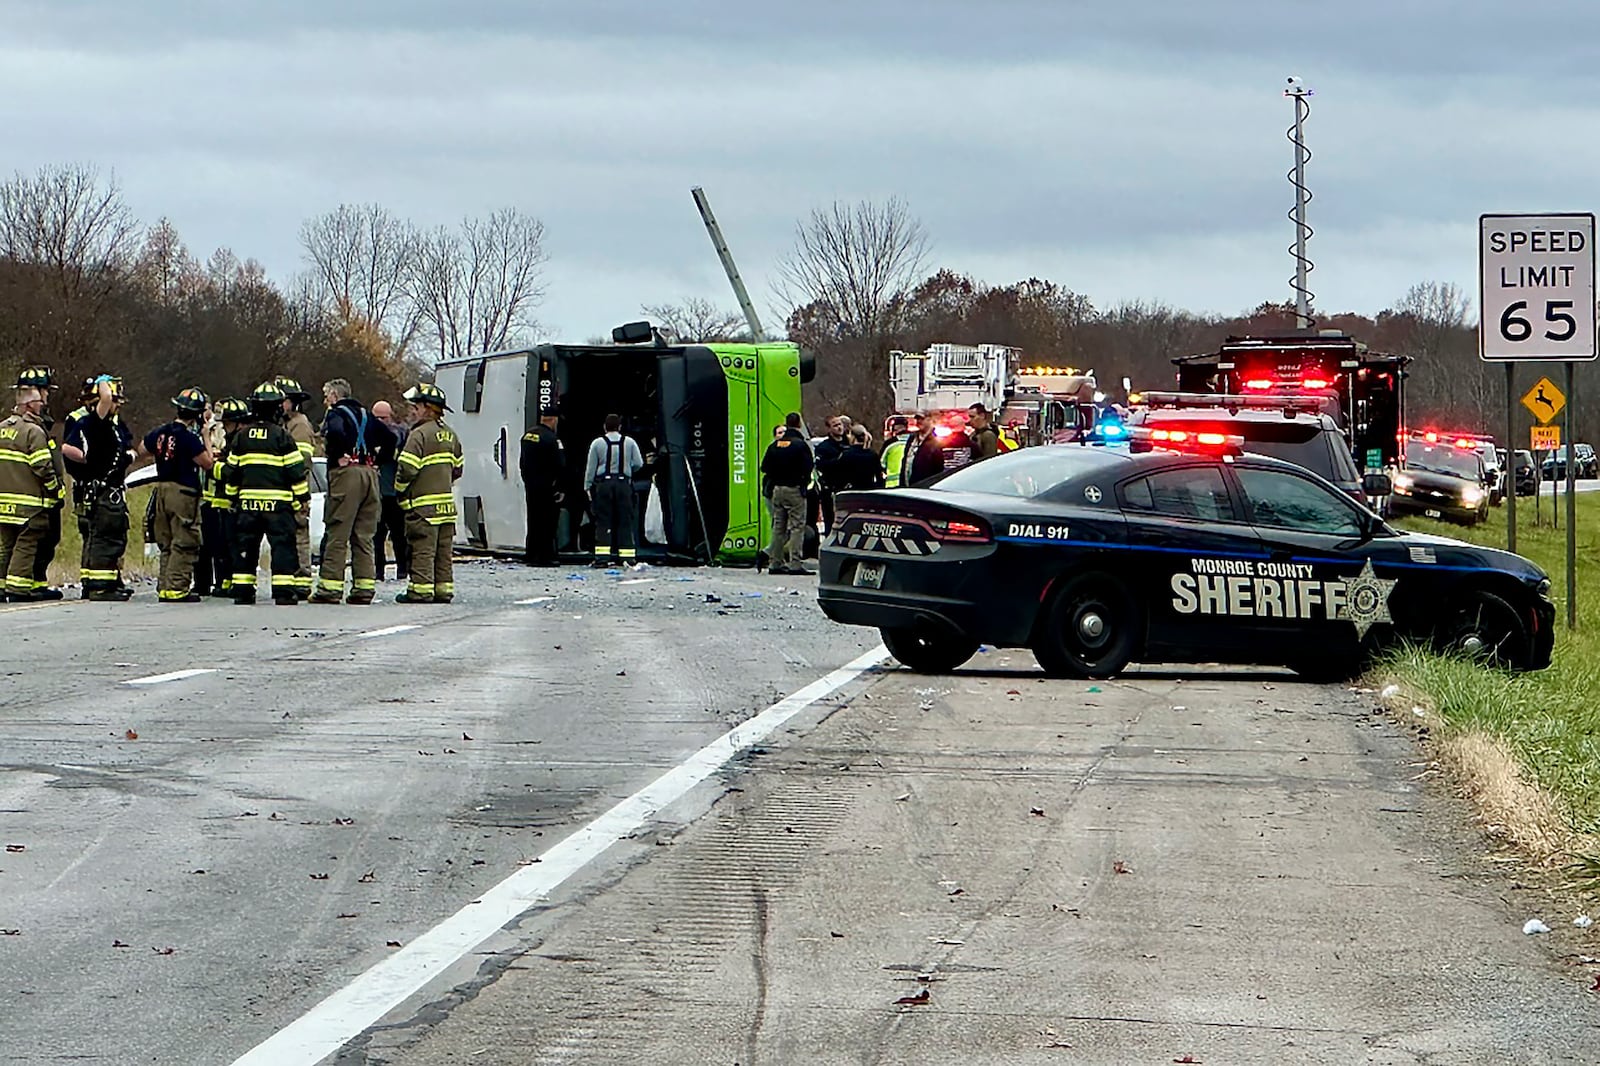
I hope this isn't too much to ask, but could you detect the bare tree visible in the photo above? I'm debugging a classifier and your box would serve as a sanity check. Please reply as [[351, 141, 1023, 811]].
[[299, 203, 421, 352], [640, 296, 748, 342], [133, 217, 202, 305], [776, 198, 929, 339], [408, 208, 548, 362], [0, 163, 139, 301]]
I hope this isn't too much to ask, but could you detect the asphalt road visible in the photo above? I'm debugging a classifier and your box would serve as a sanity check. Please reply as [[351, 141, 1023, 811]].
[[0, 560, 875, 1065], [4, 561, 1598, 1065]]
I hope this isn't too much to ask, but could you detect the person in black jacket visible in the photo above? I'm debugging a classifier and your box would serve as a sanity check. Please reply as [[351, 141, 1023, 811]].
[[832, 425, 886, 491], [760, 412, 814, 575], [519, 411, 564, 566], [310, 379, 398, 604], [812, 415, 848, 534], [906, 412, 947, 486]]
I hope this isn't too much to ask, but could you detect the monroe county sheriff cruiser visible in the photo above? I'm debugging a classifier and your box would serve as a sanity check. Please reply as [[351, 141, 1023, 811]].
[[817, 439, 1555, 681]]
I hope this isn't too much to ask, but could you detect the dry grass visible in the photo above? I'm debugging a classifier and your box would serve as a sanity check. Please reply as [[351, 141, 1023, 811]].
[[1433, 729, 1581, 864]]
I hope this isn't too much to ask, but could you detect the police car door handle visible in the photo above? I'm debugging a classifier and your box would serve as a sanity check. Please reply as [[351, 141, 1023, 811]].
[[494, 427, 507, 478]]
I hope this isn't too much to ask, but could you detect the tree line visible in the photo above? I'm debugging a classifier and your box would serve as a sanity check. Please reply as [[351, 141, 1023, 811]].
[[0, 164, 547, 424], [0, 164, 1588, 455]]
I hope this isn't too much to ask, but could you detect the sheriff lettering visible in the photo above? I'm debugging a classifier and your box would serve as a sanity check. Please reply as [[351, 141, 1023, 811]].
[[1171, 556, 1345, 620]]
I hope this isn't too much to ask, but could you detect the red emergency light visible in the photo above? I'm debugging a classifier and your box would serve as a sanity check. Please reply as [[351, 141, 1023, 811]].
[[1243, 378, 1274, 390], [1302, 377, 1329, 390]]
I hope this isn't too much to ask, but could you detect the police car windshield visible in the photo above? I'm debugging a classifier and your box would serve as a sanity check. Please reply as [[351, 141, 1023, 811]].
[[931, 448, 1121, 498], [1406, 441, 1479, 479]]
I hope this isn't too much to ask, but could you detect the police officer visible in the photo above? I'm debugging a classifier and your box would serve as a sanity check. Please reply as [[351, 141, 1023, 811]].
[[15, 367, 66, 601], [71, 376, 137, 601], [276, 376, 317, 599], [311, 378, 395, 605], [760, 412, 814, 576], [143, 388, 215, 603], [583, 414, 643, 568], [225, 383, 309, 606], [0, 371, 64, 602], [202, 398, 247, 597], [519, 410, 563, 567], [394, 383, 463, 604]]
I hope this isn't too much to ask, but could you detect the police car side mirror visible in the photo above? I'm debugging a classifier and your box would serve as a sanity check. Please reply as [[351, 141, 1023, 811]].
[[1362, 473, 1392, 498]]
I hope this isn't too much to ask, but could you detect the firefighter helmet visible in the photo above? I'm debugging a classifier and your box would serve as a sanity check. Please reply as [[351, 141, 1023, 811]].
[[172, 387, 208, 415], [274, 376, 310, 402], [14, 366, 53, 389], [79, 376, 98, 402], [217, 397, 249, 422], [402, 382, 451, 411], [92, 375, 126, 402], [249, 381, 286, 419]]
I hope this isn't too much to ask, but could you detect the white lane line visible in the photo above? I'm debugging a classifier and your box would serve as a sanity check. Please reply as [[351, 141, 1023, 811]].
[[122, 668, 216, 686], [230, 644, 889, 1066], [358, 624, 421, 640], [514, 596, 555, 605]]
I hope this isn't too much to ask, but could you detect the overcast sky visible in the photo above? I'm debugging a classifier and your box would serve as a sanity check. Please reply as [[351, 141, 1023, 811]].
[[3, 1, 1592, 342]]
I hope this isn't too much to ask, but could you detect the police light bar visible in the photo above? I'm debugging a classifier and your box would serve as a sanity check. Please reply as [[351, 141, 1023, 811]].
[[1138, 391, 1336, 417], [1130, 425, 1245, 456]]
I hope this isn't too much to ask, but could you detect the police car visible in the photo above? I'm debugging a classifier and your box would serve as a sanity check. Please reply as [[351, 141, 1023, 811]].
[[817, 440, 1555, 680]]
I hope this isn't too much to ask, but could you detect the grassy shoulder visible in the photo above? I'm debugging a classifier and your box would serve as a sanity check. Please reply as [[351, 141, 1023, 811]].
[[1385, 493, 1600, 854]]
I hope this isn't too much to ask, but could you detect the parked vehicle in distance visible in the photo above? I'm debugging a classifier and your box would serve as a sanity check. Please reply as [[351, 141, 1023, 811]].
[[1575, 443, 1598, 480], [1512, 450, 1540, 497], [1389, 439, 1488, 525]]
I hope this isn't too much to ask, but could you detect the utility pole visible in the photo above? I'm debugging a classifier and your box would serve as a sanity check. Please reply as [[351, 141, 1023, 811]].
[[1285, 77, 1315, 330], [690, 187, 765, 342]]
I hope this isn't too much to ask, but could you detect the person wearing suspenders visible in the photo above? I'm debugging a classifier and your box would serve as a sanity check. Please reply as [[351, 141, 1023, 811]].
[[583, 413, 643, 569]]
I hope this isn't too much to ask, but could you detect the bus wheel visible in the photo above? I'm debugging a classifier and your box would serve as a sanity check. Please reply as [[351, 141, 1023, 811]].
[[880, 626, 979, 674], [1033, 573, 1139, 680]]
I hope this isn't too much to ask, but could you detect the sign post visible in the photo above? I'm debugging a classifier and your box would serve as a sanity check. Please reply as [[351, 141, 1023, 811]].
[[1479, 212, 1597, 629]]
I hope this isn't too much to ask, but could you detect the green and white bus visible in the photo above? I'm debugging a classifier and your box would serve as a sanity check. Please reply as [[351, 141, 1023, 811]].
[[436, 331, 813, 565]]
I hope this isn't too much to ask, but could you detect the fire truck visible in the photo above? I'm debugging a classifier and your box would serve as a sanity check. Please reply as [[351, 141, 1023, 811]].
[[1172, 330, 1409, 472]]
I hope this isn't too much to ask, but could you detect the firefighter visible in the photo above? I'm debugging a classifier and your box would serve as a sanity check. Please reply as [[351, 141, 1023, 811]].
[[276, 376, 316, 600], [70, 376, 137, 601], [142, 388, 215, 603], [311, 379, 395, 605], [15, 367, 66, 600], [203, 398, 247, 596], [583, 413, 644, 568], [519, 410, 563, 566], [0, 371, 64, 602], [394, 383, 463, 604], [225, 383, 308, 606]]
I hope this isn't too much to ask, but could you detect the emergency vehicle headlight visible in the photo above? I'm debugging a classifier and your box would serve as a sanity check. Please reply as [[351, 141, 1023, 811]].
[[1392, 473, 1414, 492], [1462, 486, 1484, 505]]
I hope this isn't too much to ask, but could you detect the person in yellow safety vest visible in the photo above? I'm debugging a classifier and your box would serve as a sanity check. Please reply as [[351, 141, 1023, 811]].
[[394, 382, 463, 605], [0, 370, 65, 602], [276, 376, 317, 600], [881, 432, 910, 488], [201, 398, 247, 596]]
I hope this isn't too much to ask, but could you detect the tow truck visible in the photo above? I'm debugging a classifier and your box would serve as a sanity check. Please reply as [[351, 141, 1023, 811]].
[[1173, 330, 1409, 474]]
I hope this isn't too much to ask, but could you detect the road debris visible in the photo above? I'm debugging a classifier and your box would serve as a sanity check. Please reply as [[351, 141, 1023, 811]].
[[1524, 919, 1551, 935], [1576, 916, 1594, 929], [894, 988, 930, 1006]]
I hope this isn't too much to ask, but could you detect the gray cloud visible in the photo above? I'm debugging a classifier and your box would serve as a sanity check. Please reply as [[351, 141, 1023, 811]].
[[2, 2, 1596, 341]]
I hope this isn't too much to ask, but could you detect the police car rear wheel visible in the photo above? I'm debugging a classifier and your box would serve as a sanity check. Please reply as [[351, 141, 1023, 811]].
[[880, 626, 979, 674], [1439, 590, 1528, 667], [1033, 573, 1139, 680]]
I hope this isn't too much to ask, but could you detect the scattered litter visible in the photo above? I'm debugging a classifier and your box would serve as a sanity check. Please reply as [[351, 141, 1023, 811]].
[[565, 574, 586, 581], [1412, 706, 1426, 717], [4, 844, 24, 853], [676, 576, 696, 582], [1380, 684, 1401, 699], [151, 946, 176, 956], [1086, 686, 1102, 693], [630, 562, 653, 572], [1113, 860, 1131, 875], [1576, 916, 1594, 929], [830, 931, 844, 938], [1030, 806, 1045, 817], [1524, 919, 1551, 935], [895, 989, 930, 1006], [1007, 689, 1022, 696], [978, 645, 991, 653], [1171, 705, 1186, 712], [929, 936, 964, 945], [386, 940, 403, 948], [744, 591, 763, 598], [124, 729, 139, 741], [704, 594, 721, 604], [605, 568, 621, 576], [895, 793, 912, 802], [616, 670, 627, 677], [474, 804, 493, 812], [112, 939, 129, 948]]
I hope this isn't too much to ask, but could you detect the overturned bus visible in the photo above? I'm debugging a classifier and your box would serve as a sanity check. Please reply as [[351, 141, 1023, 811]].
[[435, 328, 813, 565]]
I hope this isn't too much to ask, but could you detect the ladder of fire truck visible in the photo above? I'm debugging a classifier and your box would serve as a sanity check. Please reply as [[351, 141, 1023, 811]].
[[690, 186, 765, 342]]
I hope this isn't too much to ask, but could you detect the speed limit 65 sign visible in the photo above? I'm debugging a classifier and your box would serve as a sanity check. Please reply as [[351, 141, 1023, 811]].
[[1480, 213, 1597, 361]]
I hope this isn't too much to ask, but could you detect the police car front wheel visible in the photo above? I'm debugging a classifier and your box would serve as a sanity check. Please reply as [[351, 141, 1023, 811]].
[[880, 626, 979, 675], [1437, 589, 1529, 668], [1033, 572, 1140, 680]]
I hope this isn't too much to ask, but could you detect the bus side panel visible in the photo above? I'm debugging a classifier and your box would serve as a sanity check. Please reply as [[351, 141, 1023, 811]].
[[756, 342, 803, 550], [445, 352, 532, 552]]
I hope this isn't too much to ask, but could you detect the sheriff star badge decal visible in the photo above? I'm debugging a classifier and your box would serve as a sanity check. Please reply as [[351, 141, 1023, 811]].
[[1337, 559, 1398, 638]]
